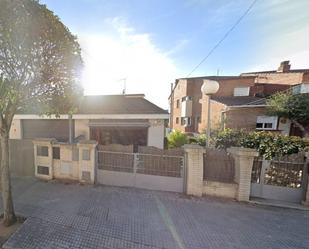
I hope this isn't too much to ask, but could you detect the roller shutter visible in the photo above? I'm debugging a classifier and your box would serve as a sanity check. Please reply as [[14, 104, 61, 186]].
[[22, 120, 70, 142]]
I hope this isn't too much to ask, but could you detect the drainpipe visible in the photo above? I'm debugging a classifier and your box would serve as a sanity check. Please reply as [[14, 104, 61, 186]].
[[68, 114, 74, 144], [220, 109, 228, 131]]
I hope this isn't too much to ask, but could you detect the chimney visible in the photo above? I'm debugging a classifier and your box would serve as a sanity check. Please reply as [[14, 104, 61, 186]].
[[277, 61, 291, 73]]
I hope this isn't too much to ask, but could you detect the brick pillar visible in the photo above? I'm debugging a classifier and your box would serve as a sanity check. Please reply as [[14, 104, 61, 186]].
[[77, 140, 97, 184], [227, 147, 258, 202], [303, 152, 309, 205], [183, 144, 204, 197]]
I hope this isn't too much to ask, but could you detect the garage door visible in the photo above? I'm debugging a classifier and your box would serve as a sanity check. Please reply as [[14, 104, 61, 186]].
[[22, 120, 70, 142]]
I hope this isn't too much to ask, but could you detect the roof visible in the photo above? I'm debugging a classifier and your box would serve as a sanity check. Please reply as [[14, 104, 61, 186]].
[[78, 94, 168, 115], [211, 96, 266, 107], [168, 75, 256, 99], [177, 75, 256, 80], [241, 69, 309, 75], [19, 94, 168, 115]]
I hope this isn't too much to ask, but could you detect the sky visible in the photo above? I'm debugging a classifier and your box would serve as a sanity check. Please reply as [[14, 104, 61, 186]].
[[40, 0, 309, 109]]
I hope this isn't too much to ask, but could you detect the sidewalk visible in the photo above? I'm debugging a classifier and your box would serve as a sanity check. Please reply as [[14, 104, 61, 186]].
[[250, 197, 309, 211]]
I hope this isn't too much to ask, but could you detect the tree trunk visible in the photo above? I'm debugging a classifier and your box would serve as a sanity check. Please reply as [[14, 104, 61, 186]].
[[0, 131, 16, 226], [291, 120, 309, 138]]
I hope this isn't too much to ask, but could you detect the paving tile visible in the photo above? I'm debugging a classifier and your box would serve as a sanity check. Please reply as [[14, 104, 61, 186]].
[[2, 177, 309, 249]]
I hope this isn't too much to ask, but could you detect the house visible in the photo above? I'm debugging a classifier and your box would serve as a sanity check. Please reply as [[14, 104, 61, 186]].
[[169, 61, 309, 136], [10, 94, 169, 149]]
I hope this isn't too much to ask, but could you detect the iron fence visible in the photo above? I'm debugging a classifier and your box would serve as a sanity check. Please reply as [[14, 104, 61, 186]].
[[97, 150, 184, 178]]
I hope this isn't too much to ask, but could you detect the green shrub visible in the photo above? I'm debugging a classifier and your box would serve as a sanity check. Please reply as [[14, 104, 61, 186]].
[[241, 131, 306, 159], [214, 128, 245, 149], [214, 129, 308, 159], [196, 134, 207, 146], [167, 130, 188, 148]]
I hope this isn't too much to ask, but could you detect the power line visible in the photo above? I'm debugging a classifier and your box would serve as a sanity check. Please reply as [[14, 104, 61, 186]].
[[186, 0, 259, 77]]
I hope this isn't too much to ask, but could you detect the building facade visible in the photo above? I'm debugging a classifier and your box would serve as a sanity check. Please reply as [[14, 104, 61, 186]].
[[169, 61, 309, 135], [10, 94, 169, 149]]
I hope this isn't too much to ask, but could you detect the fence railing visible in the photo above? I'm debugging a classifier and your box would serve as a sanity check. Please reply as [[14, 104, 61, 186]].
[[251, 153, 305, 188], [97, 151, 134, 173], [97, 144, 184, 178], [203, 148, 235, 183], [136, 153, 183, 177]]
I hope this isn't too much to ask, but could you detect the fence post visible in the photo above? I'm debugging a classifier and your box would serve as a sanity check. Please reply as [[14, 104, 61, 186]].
[[77, 140, 98, 184], [303, 152, 309, 205], [183, 144, 204, 197], [33, 138, 56, 180], [227, 147, 258, 202]]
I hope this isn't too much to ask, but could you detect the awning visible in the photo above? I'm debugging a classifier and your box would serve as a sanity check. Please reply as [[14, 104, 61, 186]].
[[88, 119, 150, 127]]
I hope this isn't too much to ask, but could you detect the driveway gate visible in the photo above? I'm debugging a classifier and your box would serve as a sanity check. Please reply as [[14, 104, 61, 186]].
[[250, 153, 307, 203], [96, 146, 185, 193]]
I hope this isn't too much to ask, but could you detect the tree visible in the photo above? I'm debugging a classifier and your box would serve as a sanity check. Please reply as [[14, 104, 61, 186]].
[[267, 92, 309, 137], [0, 0, 82, 226]]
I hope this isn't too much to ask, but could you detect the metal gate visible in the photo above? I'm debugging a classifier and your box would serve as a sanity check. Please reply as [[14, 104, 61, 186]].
[[250, 153, 307, 203], [96, 150, 185, 193]]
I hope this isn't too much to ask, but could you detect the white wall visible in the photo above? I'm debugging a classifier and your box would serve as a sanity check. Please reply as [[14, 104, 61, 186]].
[[147, 119, 165, 149], [9, 119, 22, 139], [75, 119, 90, 140], [278, 117, 291, 135]]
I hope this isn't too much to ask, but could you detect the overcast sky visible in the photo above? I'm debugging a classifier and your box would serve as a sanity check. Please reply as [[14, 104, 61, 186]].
[[41, 0, 309, 109]]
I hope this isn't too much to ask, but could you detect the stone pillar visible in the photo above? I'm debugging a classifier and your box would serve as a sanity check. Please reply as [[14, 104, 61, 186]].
[[77, 140, 97, 184], [33, 138, 57, 180], [303, 152, 309, 205], [227, 147, 258, 202], [183, 144, 204, 197]]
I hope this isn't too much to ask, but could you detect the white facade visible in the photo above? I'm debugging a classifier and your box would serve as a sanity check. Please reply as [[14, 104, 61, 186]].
[[147, 119, 165, 148], [10, 119, 22, 139], [75, 119, 90, 140]]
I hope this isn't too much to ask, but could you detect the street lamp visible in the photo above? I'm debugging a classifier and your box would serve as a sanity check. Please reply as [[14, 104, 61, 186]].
[[201, 79, 220, 147]]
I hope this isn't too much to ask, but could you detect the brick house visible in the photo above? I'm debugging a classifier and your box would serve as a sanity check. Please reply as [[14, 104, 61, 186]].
[[169, 61, 309, 135]]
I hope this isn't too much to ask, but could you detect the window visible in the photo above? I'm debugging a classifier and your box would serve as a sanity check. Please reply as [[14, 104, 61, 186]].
[[176, 117, 179, 124], [264, 123, 273, 129], [37, 146, 48, 157], [72, 148, 79, 161], [256, 123, 263, 129], [82, 149, 90, 160], [37, 166, 49, 175], [187, 117, 191, 126], [182, 96, 192, 102], [181, 117, 185, 125], [181, 117, 191, 127], [233, 87, 250, 96], [176, 99, 180, 108], [256, 116, 278, 130], [52, 147, 60, 160]]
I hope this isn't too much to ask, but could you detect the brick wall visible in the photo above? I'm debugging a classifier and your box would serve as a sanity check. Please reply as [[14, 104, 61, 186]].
[[170, 79, 187, 132], [224, 107, 266, 131], [243, 72, 304, 85], [250, 83, 290, 97], [302, 72, 309, 83], [170, 76, 256, 133], [214, 77, 256, 97], [198, 98, 226, 132]]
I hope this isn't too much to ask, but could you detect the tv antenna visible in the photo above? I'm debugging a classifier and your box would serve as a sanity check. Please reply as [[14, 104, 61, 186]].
[[117, 78, 126, 94]]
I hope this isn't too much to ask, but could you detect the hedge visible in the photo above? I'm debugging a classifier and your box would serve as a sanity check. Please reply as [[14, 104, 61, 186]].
[[214, 129, 309, 159]]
